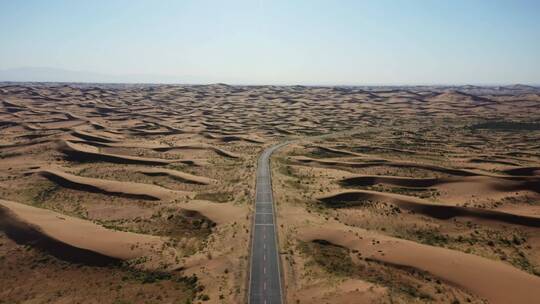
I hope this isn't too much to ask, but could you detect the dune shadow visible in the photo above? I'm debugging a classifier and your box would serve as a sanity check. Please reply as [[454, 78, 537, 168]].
[[0, 208, 122, 266], [320, 191, 540, 228], [40, 171, 159, 201]]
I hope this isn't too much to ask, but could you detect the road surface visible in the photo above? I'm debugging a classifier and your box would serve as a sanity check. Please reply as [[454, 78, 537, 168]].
[[248, 143, 287, 304]]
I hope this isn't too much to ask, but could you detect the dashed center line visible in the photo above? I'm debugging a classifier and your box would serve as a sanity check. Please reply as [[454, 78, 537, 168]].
[[249, 143, 288, 304]]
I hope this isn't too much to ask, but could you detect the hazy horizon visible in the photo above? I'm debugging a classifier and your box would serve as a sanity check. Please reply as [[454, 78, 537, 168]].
[[1, 0, 539, 85], [1, 66, 540, 87]]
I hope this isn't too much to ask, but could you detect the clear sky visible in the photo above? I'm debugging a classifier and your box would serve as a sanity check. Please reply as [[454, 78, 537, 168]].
[[1, 0, 539, 85]]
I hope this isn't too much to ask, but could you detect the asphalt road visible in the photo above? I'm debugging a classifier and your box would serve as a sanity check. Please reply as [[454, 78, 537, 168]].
[[248, 143, 287, 304]]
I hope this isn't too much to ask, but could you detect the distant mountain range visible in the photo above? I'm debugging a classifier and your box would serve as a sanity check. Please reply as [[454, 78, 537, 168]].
[[0, 67, 207, 84]]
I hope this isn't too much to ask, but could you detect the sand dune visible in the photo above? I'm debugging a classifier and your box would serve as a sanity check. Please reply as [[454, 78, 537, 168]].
[[178, 200, 245, 225], [351, 144, 420, 155], [135, 167, 214, 185], [71, 130, 122, 143], [64, 139, 162, 149], [36, 167, 189, 201], [468, 157, 522, 166], [66, 139, 240, 159], [153, 144, 240, 159], [0, 138, 52, 150], [340, 175, 441, 188], [295, 155, 540, 182], [128, 127, 181, 136], [340, 174, 540, 193], [274, 126, 295, 134], [298, 226, 540, 304], [23, 120, 88, 131], [2, 99, 26, 109], [319, 190, 540, 227], [311, 145, 364, 157], [204, 133, 265, 144], [428, 90, 495, 104], [502, 166, 540, 176], [0, 199, 164, 263], [293, 156, 480, 176], [59, 140, 199, 166]]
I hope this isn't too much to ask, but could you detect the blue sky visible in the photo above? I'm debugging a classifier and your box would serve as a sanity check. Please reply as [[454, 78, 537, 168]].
[[1, 0, 539, 85]]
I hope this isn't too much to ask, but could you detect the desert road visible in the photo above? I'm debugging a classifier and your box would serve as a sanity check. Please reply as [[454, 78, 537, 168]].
[[248, 143, 287, 304]]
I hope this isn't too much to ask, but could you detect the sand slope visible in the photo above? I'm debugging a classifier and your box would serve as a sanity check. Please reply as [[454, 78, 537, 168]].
[[135, 167, 214, 185], [298, 226, 540, 304], [66, 139, 240, 159], [37, 167, 189, 201], [340, 175, 540, 194], [319, 190, 540, 227], [0, 199, 164, 263], [59, 140, 201, 166], [178, 200, 245, 225], [293, 156, 486, 176]]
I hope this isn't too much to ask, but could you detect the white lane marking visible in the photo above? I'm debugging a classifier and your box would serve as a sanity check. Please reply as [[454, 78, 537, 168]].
[[263, 243, 266, 249], [264, 281, 266, 290], [249, 142, 291, 304], [264, 267, 266, 274], [256, 212, 273, 215]]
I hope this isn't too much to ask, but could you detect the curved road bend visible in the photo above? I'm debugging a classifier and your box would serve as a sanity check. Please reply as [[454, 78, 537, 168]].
[[249, 142, 288, 304]]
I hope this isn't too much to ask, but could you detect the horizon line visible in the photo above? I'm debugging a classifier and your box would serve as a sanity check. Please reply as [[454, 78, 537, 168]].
[[1, 80, 539, 88], [1, 67, 539, 87]]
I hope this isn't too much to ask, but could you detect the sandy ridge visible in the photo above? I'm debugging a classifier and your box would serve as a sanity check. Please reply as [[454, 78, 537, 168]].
[[0, 199, 164, 262], [135, 167, 214, 185], [340, 174, 540, 192], [36, 167, 190, 201], [59, 140, 200, 166], [298, 225, 540, 304], [319, 190, 540, 227]]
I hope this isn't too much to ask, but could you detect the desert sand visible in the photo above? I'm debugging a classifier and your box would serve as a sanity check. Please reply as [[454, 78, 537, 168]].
[[1, 83, 540, 303]]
